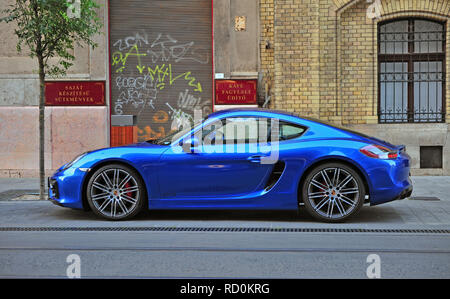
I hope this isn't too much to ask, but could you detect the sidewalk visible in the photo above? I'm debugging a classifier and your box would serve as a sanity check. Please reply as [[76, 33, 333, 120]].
[[0, 176, 449, 201], [0, 178, 42, 200], [408, 176, 450, 201]]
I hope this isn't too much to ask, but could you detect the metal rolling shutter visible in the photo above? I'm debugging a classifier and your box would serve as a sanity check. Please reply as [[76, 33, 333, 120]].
[[109, 0, 212, 142]]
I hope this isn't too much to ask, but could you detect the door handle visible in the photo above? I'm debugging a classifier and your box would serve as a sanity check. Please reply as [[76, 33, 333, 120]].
[[247, 155, 264, 163]]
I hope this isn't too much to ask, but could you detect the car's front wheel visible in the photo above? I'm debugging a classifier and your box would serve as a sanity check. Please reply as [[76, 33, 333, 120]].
[[86, 164, 146, 220], [301, 162, 365, 223]]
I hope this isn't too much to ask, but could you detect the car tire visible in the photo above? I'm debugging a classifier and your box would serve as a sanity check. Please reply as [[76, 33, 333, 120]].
[[86, 164, 146, 220], [301, 162, 365, 223]]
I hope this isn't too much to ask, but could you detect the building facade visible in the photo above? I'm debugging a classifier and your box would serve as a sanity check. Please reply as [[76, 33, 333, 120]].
[[0, 0, 449, 177], [260, 0, 450, 175], [0, 0, 109, 177]]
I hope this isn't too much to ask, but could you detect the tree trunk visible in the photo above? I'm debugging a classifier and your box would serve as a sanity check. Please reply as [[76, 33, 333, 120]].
[[38, 55, 45, 200]]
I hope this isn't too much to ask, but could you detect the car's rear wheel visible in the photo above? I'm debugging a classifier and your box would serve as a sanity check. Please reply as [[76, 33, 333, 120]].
[[301, 162, 365, 223], [86, 164, 146, 220]]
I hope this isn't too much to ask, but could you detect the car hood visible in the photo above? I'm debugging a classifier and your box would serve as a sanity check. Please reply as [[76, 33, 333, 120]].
[[60, 142, 170, 171], [89, 141, 168, 152]]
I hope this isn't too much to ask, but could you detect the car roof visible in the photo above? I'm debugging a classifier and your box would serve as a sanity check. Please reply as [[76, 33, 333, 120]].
[[201, 108, 378, 144], [207, 108, 368, 137]]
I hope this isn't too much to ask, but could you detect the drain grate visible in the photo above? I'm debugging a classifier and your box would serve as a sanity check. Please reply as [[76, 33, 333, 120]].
[[409, 196, 440, 201], [0, 226, 448, 234]]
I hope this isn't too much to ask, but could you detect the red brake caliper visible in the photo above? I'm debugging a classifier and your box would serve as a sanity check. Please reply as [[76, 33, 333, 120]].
[[124, 182, 132, 199]]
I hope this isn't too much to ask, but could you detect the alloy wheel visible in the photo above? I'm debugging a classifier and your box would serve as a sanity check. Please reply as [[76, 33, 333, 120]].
[[89, 168, 141, 219], [306, 167, 361, 220]]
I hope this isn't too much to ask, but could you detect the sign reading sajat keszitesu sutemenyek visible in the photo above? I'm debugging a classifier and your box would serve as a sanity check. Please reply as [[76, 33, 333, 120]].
[[215, 79, 257, 105], [45, 81, 105, 106]]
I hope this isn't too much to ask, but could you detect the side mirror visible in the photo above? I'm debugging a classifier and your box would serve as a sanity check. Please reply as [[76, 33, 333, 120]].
[[182, 136, 200, 153]]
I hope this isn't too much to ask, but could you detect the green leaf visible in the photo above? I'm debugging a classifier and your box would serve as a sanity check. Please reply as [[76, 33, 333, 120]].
[[3, 0, 103, 77]]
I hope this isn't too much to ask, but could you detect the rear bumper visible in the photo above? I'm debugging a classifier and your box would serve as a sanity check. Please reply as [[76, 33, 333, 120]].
[[367, 151, 413, 206], [371, 184, 412, 206], [399, 185, 413, 199]]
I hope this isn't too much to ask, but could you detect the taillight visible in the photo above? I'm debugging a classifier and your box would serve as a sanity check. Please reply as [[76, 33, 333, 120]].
[[360, 144, 398, 159]]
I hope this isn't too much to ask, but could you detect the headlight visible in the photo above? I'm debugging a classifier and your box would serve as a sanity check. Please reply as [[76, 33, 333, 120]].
[[62, 152, 88, 170]]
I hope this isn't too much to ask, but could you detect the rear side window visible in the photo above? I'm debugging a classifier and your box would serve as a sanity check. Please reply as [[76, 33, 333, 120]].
[[279, 122, 306, 141]]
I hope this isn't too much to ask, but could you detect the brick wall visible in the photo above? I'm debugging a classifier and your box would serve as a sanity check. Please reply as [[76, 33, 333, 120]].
[[273, 0, 321, 117], [261, 0, 450, 125], [260, 0, 275, 108], [259, 0, 450, 174], [340, 0, 377, 125]]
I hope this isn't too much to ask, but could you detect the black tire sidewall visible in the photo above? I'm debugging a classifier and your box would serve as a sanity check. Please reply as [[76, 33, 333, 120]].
[[86, 164, 146, 220], [301, 163, 365, 223]]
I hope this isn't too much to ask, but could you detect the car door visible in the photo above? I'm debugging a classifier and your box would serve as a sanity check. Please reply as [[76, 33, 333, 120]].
[[158, 116, 275, 199]]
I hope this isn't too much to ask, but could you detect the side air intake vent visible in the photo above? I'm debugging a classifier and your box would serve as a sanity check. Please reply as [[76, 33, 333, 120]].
[[264, 161, 285, 191]]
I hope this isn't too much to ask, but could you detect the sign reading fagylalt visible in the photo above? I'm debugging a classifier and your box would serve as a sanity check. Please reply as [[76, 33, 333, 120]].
[[45, 81, 105, 106], [215, 79, 257, 105]]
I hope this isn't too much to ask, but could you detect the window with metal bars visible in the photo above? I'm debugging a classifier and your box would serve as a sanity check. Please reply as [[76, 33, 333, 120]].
[[378, 18, 446, 123]]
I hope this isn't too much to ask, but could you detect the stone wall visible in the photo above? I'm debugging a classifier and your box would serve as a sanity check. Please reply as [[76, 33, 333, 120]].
[[0, 0, 109, 177]]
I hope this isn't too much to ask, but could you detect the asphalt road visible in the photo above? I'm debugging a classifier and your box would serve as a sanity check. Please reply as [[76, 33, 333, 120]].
[[1, 230, 449, 279], [0, 197, 449, 278]]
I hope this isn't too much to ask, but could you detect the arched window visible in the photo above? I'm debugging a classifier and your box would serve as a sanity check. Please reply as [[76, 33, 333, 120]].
[[378, 18, 445, 123]]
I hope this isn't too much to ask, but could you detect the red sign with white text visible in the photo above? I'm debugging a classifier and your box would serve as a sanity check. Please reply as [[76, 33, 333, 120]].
[[45, 81, 105, 106], [215, 79, 257, 105]]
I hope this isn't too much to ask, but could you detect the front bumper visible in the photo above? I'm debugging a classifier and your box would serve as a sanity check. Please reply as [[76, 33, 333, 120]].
[[47, 167, 88, 209], [47, 177, 59, 199]]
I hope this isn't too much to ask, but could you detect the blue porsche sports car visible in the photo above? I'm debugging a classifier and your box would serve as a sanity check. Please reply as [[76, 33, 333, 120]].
[[48, 108, 412, 222]]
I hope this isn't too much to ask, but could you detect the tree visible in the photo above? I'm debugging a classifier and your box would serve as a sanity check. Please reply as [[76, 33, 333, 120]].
[[1, 0, 103, 200]]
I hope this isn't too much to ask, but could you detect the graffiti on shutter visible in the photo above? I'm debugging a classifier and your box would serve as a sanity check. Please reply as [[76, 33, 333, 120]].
[[109, 0, 212, 142]]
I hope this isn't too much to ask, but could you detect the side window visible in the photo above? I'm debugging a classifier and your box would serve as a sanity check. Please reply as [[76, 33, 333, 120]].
[[202, 117, 270, 144], [278, 122, 306, 141]]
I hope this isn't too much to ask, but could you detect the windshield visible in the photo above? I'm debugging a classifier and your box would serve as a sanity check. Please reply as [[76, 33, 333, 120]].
[[146, 118, 205, 145]]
